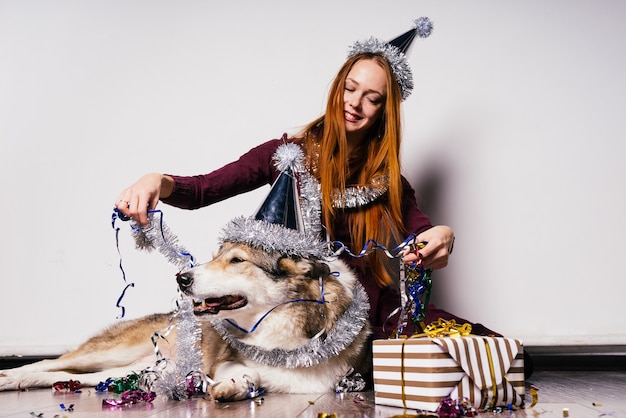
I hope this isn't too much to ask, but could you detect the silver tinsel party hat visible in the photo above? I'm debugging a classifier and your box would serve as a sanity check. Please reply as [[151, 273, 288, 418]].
[[347, 17, 433, 100], [220, 142, 327, 259]]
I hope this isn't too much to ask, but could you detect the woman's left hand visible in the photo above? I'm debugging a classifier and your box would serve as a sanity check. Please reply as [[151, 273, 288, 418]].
[[402, 225, 455, 270]]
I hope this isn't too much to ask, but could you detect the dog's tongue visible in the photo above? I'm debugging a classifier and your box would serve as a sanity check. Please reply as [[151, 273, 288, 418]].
[[205, 298, 225, 309], [193, 295, 247, 315], [194, 298, 224, 314]]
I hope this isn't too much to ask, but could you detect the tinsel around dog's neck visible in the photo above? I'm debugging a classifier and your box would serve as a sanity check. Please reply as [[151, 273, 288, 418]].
[[210, 280, 370, 369]]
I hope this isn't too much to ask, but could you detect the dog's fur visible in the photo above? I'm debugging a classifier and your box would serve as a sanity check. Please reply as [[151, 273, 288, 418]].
[[0, 242, 371, 400]]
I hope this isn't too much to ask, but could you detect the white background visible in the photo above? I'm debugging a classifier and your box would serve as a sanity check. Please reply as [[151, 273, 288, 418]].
[[1, 0, 625, 356]]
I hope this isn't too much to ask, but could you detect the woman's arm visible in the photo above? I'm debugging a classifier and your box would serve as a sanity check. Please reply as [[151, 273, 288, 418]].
[[115, 138, 284, 226]]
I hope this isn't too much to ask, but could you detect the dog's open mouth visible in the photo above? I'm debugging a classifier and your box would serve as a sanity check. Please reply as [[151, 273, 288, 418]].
[[192, 295, 247, 315]]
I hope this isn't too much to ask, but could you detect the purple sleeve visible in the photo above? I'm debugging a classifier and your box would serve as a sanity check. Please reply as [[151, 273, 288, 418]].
[[161, 139, 283, 209], [401, 175, 433, 235]]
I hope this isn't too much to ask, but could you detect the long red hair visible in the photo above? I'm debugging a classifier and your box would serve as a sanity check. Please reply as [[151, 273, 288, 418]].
[[301, 54, 407, 286]]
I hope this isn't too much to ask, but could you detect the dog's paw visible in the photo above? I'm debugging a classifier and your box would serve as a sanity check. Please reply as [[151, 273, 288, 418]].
[[209, 378, 251, 402], [0, 370, 23, 391]]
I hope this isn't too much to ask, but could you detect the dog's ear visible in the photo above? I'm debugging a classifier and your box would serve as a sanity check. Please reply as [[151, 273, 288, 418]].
[[308, 258, 331, 279], [277, 256, 330, 279]]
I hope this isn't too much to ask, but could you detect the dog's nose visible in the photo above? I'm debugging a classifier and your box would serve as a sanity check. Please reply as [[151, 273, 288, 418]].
[[176, 271, 194, 290]]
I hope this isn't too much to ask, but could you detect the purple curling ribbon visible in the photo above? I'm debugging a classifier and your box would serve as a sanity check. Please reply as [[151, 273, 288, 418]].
[[102, 389, 156, 407]]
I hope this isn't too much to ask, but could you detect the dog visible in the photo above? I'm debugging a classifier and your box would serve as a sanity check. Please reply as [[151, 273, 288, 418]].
[[0, 241, 372, 401]]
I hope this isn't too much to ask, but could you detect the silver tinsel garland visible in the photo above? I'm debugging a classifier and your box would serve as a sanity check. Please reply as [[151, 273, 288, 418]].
[[299, 170, 324, 240], [331, 174, 389, 209], [130, 211, 195, 269], [219, 216, 329, 259], [147, 297, 206, 400], [210, 280, 369, 369], [128, 212, 204, 399]]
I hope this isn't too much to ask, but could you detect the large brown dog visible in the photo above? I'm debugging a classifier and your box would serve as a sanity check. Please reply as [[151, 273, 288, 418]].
[[0, 241, 371, 400]]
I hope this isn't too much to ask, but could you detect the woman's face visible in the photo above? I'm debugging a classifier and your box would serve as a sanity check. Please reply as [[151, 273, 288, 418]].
[[343, 58, 387, 143]]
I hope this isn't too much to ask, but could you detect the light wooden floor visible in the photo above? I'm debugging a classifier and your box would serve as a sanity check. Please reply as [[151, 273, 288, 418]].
[[1, 370, 624, 417]]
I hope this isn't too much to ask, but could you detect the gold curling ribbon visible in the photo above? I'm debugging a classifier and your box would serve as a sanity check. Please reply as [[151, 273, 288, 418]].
[[395, 338, 439, 417], [482, 337, 498, 410], [409, 318, 473, 339], [529, 385, 539, 407]]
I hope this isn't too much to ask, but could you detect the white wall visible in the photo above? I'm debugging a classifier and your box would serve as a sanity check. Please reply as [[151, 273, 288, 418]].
[[1, 0, 625, 356]]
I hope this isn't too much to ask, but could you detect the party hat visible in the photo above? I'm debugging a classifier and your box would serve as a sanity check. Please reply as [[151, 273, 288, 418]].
[[253, 165, 304, 233], [347, 17, 433, 100], [219, 142, 326, 259]]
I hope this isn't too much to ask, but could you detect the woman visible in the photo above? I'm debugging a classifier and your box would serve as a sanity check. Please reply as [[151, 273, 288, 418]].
[[116, 28, 496, 341]]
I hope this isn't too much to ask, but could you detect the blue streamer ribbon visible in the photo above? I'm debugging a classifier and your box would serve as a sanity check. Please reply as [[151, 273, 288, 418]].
[[330, 234, 417, 259], [112, 208, 134, 318], [225, 272, 338, 334], [330, 233, 433, 336], [110, 208, 196, 318]]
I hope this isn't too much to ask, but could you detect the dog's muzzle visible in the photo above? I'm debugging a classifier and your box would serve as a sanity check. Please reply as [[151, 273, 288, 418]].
[[175, 270, 248, 315]]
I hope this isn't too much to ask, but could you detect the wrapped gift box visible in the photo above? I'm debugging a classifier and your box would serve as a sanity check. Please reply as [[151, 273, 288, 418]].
[[373, 336, 525, 412]]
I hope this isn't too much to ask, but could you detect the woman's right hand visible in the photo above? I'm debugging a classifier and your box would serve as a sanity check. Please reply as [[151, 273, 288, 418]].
[[115, 173, 173, 226]]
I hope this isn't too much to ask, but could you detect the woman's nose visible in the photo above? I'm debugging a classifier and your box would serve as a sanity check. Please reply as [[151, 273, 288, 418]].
[[348, 96, 361, 110], [345, 90, 361, 109]]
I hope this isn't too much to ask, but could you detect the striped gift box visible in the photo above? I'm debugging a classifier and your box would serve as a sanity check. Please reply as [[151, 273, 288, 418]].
[[373, 336, 525, 412]]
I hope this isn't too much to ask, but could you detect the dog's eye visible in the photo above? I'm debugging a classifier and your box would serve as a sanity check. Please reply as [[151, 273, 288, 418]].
[[230, 257, 244, 264]]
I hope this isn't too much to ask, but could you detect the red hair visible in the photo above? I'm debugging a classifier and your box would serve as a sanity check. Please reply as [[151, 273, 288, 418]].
[[301, 54, 407, 286]]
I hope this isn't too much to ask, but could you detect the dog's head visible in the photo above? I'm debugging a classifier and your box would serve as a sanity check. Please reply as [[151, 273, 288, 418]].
[[176, 241, 358, 341]]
